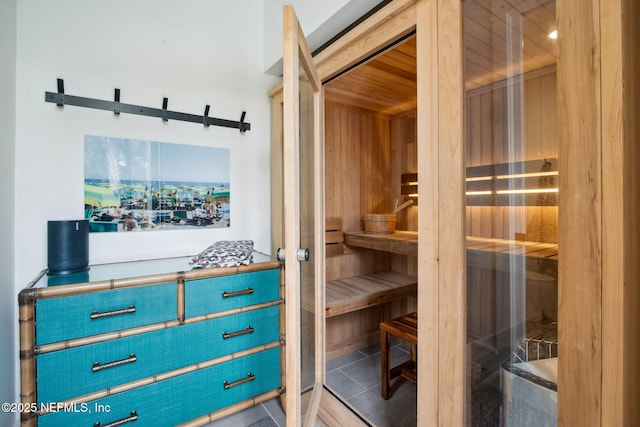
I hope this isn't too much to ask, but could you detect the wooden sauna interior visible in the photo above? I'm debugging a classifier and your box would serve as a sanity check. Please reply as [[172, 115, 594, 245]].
[[323, 35, 419, 359], [323, 0, 558, 363]]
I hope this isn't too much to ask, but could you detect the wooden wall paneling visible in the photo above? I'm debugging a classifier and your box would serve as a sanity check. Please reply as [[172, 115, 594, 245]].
[[326, 299, 410, 359], [367, 112, 379, 212], [337, 109, 350, 226], [464, 65, 560, 388], [510, 78, 526, 166], [494, 269, 512, 356], [492, 86, 509, 166], [467, 94, 483, 239], [465, 97, 473, 238], [380, 116, 393, 212], [373, 115, 385, 213], [331, 106, 341, 219], [324, 102, 418, 359], [523, 75, 554, 242], [360, 112, 371, 218], [466, 266, 481, 340], [532, 74, 558, 244], [480, 91, 495, 240], [390, 109, 418, 231], [538, 72, 558, 158], [465, 71, 558, 242], [405, 111, 417, 230], [524, 76, 542, 161], [332, 108, 343, 222], [324, 106, 337, 220], [405, 254, 418, 276], [390, 114, 406, 227], [346, 111, 358, 229], [474, 86, 497, 348]]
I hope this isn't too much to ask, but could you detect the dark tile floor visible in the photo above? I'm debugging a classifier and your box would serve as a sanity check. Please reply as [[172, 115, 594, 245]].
[[205, 338, 417, 427], [325, 339, 417, 426], [203, 397, 285, 427]]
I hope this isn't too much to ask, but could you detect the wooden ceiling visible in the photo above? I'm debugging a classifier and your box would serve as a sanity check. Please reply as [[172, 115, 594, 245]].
[[324, 0, 557, 115]]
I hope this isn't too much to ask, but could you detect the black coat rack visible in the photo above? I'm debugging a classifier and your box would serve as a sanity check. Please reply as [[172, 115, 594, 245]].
[[45, 79, 250, 133]]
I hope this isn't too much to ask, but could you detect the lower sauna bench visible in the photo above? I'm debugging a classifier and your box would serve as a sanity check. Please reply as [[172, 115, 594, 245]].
[[325, 271, 417, 318]]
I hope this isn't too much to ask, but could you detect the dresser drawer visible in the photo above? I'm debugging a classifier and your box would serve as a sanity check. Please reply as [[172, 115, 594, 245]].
[[37, 346, 281, 427], [35, 283, 177, 345], [185, 269, 279, 317], [36, 305, 280, 404]]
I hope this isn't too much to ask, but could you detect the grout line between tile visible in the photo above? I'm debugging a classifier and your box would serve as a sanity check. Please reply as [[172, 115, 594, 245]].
[[261, 402, 282, 427]]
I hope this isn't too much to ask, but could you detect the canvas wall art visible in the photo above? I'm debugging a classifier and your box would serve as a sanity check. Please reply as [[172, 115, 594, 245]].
[[84, 135, 230, 232]]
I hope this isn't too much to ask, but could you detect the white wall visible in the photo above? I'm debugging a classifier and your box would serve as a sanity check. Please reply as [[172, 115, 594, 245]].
[[12, 0, 278, 417], [263, 0, 383, 75], [0, 0, 17, 424], [15, 0, 279, 284]]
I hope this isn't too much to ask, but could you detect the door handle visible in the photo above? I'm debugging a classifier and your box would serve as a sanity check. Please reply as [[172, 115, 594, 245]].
[[297, 248, 310, 262], [276, 248, 310, 262]]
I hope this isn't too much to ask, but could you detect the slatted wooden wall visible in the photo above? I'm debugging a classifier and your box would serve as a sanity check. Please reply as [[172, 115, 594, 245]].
[[324, 102, 417, 358], [391, 109, 418, 233], [466, 68, 558, 243], [465, 69, 558, 355]]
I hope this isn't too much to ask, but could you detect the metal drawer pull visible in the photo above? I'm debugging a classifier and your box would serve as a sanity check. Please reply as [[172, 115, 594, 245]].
[[223, 372, 255, 389], [91, 305, 136, 320], [222, 326, 255, 339], [94, 410, 138, 427], [92, 354, 137, 372], [221, 288, 254, 298]]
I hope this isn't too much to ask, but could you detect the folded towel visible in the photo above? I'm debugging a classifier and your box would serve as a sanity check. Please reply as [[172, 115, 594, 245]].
[[189, 240, 254, 268]]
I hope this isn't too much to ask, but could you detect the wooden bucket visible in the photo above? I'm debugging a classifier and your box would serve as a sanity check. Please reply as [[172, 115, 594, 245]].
[[363, 213, 396, 234]]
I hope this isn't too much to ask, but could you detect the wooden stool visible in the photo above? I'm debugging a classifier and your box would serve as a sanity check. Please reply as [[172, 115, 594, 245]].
[[380, 312, 418, 399]]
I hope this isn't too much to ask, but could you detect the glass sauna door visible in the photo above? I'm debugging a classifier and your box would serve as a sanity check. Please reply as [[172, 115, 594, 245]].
[[282, 5, 324, 426], [462, 1, 559, 425]]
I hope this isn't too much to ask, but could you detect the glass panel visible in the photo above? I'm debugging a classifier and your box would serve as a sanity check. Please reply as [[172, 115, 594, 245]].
[[299, 71, 317, 393], [463, 1, 558, 425]]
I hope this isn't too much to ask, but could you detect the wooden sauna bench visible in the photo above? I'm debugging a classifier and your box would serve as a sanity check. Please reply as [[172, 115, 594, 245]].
[[344, 231, 559, 271], [326, 270, 417, 317], [343, 230, 418, 256], [324, 230, 418, 318]]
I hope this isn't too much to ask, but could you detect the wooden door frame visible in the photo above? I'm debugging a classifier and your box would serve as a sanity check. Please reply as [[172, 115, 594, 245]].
[[271, 0, 639, 424]]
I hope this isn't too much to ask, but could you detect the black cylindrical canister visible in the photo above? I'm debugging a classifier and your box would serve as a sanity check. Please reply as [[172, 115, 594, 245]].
[[47, 219, 90, 275]]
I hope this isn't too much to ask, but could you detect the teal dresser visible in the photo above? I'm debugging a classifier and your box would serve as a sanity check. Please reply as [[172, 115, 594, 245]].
[[19, 253, 282, 427]]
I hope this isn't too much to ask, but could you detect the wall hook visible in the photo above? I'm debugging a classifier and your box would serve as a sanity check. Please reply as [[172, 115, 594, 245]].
[[239, 111, 247, 133], [114, 89, 121, 115], [56, 78, 65, 107], [203, 105, 210, 127], [162, 98, 169, 122], [45, 79, 251, 133]]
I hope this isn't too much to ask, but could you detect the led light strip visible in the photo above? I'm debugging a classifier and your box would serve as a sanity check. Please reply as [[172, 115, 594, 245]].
[[466, 188, 558, 196], [466, 171, 558, 182], [495, 171, 558, 180], [496, 188, 558, 195]]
